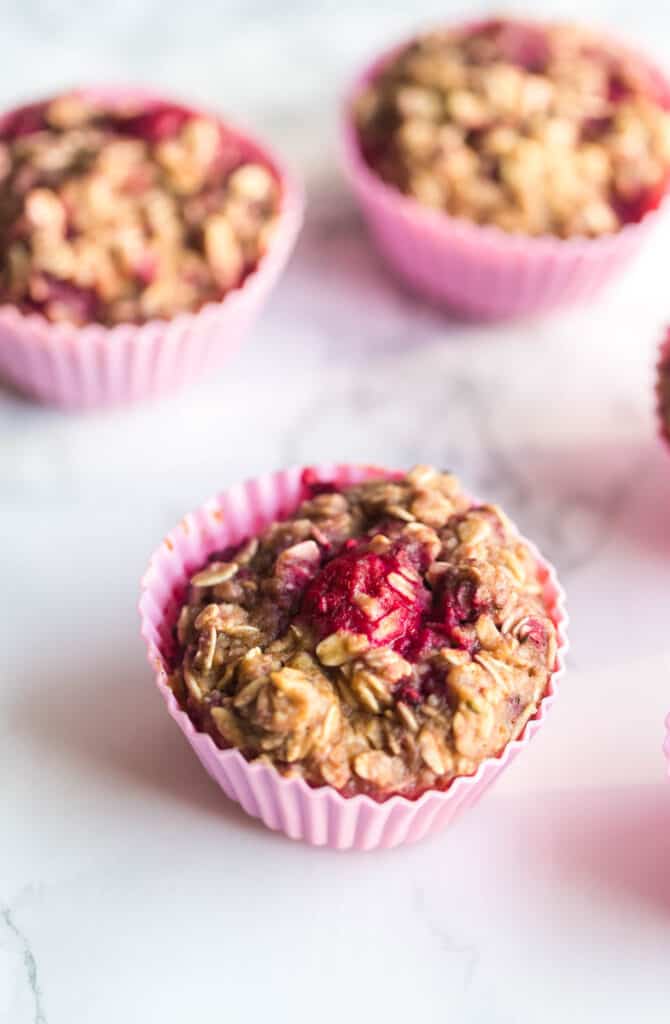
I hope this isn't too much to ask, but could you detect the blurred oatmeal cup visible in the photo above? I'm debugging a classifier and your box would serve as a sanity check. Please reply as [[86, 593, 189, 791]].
[[341, 18, 670, 319], [0, 87, 303, 408], [139, 464, 568, 851], [657, 327, 670, 450]]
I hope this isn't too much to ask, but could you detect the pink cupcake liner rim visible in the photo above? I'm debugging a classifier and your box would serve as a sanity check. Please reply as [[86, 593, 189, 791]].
[[139, 464, 569, 817], [0, 85, 304, 348], [341, 21, 670, 258]]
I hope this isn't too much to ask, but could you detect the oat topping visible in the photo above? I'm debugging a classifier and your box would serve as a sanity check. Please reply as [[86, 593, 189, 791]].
[[170, 468, 558, 801], [355, 19, 670, 238], [0, 93, 281, 325]]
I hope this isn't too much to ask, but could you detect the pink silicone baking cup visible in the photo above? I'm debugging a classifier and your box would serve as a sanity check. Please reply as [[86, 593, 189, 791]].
[[341, 23, 670, 319], [139, 464, 569, 851], [0, 87, 303, 409], [657, 327, 670, 451]]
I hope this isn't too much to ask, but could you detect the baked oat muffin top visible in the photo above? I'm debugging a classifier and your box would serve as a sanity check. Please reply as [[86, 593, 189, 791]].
[[170, 468, 558, 801], [0, 93, 280, 326], [354, 19, 670, 238]]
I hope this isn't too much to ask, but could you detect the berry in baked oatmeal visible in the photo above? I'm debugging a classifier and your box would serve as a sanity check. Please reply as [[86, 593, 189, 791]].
[[354, 19, 670, 238], [169, 467, 558, 801], [0, 93, 281, 325]]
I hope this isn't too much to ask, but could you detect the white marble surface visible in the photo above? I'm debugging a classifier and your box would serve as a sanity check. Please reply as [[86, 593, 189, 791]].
[[2, 2, 670, 1022]]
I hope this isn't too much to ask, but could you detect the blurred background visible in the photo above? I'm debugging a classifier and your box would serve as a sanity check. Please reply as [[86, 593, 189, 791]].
[[3, 0, 670, 487], [3, 4, 670, 1023], [4, 1, 670, 171], [3, 0, 670, 580]]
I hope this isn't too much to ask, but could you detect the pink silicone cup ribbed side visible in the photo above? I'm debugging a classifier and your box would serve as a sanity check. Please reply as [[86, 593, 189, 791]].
[[341, 25, 670, 320], [0, 87, 303, 409], [139, 464, 569, 851], [657, 328, 670, 452]]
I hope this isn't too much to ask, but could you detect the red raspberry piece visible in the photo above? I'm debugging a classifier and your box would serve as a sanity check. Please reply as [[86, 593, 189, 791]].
[[608, 73, 631, 104], [300, 545, 429, 656], [521, 616, 549, 649], [117, 103, 192, 142], [405, 624, 449, 663], [300, 467, 337, 497], [32, 275, 99, 323], [0, 102, 47, 141], [395, 682, 422, 706], [616, 175, 670, 223], [494, 21, 550, 72], [434, 568, 493, 654]]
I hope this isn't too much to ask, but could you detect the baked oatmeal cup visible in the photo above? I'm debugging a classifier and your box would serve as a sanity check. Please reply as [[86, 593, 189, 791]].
[[343, 18, 670, 317], [140, 465, 568, 849], [0, 88, 302, 407], [657, 328, 670, 448]]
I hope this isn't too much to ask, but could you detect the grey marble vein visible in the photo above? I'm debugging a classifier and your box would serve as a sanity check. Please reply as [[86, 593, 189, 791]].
[[413, 885, 480, 990], [1, 903, 47, 1024]]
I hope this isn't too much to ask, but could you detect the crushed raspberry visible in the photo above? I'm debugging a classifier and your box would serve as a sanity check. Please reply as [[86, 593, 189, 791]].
[[490, 21, 550, 72], [394, 682, 422, 706], [300, 467, 337, 497], [300, 545, 429, 655], [433, 569, 492, 654], [388, 532, 433, 574], [405, 624, 448, 663], [274, 541, 322, 602], [580, 115, 613, 142], [28, 274, 99, 322], [521, 616, 549, 648], [608, 73, 631, 104], [615, 175, 670, 222], [0, 102, 47, 141], [118, 103, 193, 142]]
